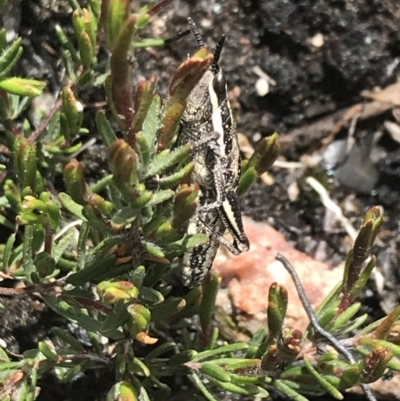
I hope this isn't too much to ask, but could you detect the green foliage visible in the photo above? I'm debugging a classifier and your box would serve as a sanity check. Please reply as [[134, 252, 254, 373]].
[[0, 1, 396, 401], [0, 36, 45, 98]]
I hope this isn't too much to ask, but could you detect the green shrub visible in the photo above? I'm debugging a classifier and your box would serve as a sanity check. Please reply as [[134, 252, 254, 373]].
[[0, 1, 398, 400]]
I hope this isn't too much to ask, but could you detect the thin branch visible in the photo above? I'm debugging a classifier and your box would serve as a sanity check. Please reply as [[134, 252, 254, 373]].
[[0, 275, 69, 297], [147, 0, 176, 16], [163, 29, 191, 47], [29, 98, 62, 144], [44, 222, 53, 254], [275, 253, 377, 401]]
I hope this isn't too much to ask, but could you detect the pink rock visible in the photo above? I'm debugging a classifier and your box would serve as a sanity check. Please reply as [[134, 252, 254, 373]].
[[213, 217, 343, 332]]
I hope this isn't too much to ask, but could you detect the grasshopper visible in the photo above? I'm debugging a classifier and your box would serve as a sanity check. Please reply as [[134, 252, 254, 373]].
[[178, 18, 249, 288]]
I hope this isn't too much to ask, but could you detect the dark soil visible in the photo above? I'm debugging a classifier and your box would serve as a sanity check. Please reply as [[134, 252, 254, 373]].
[[2, 0, 400, 400]]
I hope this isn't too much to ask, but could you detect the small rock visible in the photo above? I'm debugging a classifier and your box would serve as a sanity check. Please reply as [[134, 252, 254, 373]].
[[309, 33, 324, 48], [255, 77, 269, 96], [213, 217, 343, 332]]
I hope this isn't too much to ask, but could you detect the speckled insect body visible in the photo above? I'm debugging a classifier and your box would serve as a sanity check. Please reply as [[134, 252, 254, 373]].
[[180, 189, 225, 287], [178, 19, 249, 288]]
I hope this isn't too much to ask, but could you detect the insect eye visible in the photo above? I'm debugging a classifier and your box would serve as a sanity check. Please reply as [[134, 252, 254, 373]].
[[212, 71, 227, 96]]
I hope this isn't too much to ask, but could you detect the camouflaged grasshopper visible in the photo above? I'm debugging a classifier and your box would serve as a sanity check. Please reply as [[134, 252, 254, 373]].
[[177, 18, 249, 288]]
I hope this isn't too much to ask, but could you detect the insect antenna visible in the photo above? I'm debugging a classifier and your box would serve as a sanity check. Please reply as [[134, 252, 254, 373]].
[[211, 35, 226, 74], [187, 17, 204, 48]]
